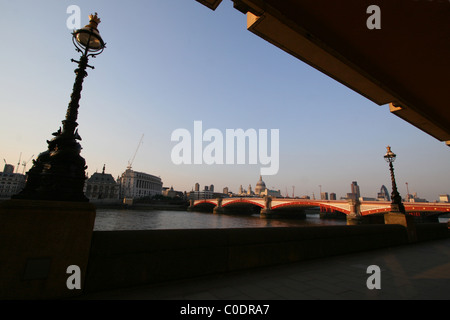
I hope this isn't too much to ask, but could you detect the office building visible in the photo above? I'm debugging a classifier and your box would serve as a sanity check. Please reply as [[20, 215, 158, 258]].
[[351, 181, 360, 199], [118, 168, 162, 199], [0, 164, 26, 198], [377, 185, 390, 201]]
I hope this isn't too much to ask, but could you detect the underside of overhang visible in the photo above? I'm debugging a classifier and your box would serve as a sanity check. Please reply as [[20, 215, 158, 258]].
[[196, 0, 450, 146]]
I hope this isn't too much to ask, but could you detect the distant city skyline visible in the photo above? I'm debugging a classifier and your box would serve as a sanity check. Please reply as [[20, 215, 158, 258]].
[[1, 153, 447, 202], [1, 1, 449, 202]]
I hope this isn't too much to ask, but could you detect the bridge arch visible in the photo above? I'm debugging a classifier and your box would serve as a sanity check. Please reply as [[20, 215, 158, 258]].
[[192, 200, 217, 206], [271, 201, 350, 215], [221, 199, 264, 215], [222, 199, 265, 208], [191, 200, 217, 212]]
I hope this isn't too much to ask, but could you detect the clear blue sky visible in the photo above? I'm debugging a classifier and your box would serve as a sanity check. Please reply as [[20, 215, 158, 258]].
[[1, 0, 449, 201]]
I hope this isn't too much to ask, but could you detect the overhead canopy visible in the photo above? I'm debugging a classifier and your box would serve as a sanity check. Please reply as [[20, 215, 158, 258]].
[[196, 0, 450, 146]]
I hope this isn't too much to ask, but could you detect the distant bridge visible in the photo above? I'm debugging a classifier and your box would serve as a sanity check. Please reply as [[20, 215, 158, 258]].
[[190, 197, 450, 221]]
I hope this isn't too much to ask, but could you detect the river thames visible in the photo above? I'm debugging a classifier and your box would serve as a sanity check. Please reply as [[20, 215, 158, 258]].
[[93, 208, 350, 231], [93, 208, 450, 231]]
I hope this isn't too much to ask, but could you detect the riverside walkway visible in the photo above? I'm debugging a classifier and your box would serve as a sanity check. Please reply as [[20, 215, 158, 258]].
[[80, 237, 450, 300]]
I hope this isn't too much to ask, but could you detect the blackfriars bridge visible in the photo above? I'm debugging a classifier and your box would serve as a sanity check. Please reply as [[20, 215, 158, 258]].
[[189, 197, 450, 222]]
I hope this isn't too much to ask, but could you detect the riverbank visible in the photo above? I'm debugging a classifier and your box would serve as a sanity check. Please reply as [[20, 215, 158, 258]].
[[90, 200, 189, 211]]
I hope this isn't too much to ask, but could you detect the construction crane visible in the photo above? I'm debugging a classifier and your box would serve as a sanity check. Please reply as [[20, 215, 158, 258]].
[[127, 134, 144, 170], [16, 152, 22, 173], [405, 182, 410, 202], [22, 155, 34, 174]]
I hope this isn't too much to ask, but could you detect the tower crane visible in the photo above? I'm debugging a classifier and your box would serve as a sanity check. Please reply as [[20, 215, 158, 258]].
[[22, 155, 34, 174], [127, 134, 144, 170], [405, 182, 410, 202], [16, 152, 22, 173]]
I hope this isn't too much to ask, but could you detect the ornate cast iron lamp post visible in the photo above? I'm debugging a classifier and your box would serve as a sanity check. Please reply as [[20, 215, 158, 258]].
[[14, 13, 105, 202], [384, 146, 405, 214]]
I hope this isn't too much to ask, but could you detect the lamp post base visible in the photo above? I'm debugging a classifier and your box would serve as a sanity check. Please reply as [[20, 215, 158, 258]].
[[12, 140, 89, 202], [0, 199, 96, 299], [384, 212, 417, 242]]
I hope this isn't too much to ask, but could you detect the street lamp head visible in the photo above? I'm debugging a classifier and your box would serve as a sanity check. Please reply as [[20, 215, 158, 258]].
[[73, 13, 105, 55], [384, 145, 396, 163]]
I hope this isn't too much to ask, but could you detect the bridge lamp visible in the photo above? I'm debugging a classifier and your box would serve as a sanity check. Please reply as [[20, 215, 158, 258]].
[[13, 13, 106, 202], [384, 146, 405, 214]]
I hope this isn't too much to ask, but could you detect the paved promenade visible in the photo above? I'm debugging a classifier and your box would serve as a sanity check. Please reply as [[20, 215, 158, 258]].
[[81, 237, 450, 300]]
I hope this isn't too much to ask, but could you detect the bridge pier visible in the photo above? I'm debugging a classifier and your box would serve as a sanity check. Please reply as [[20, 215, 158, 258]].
[[260, 196, 273, 218], [346, 215, 362, 225], [260, 208, 274, 218], [346, 198, 362, 225], [213, 206, 225, 214], [213, 198, 224, 214]]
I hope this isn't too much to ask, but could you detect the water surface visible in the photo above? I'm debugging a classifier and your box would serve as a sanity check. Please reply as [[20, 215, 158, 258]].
[[93, 208, 347, 231]]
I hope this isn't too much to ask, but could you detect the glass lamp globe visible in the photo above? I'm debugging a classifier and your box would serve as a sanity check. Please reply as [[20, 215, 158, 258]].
[[384, 146, 396, 163]]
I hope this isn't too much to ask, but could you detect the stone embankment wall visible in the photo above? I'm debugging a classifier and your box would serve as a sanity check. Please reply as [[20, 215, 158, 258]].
[[84, 223, 449, 293]]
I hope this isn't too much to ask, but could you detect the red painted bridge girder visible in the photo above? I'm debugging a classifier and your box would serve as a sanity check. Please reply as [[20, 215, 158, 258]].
[[192, 199, 450, 216]]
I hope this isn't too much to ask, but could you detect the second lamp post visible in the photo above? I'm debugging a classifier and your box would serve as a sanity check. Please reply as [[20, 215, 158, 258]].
[[384, 145, 405, 214]]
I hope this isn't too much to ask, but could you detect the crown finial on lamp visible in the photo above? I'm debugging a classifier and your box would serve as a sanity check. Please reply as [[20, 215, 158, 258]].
[[89, 12, 101, 25], [84, 13, 101, 32]]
